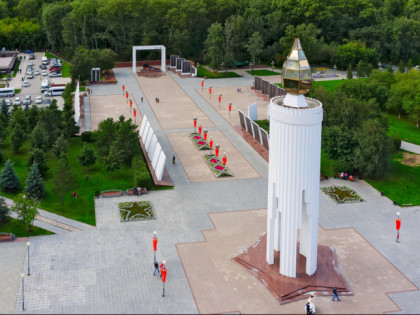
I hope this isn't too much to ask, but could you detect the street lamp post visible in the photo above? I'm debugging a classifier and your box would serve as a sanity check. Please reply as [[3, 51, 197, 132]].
[[396, 212, 401, 243], [333, 64, 337, 77], [203, 129, 208, 141], [160, 261, 167, 297], [129, 99, 132, 113], [152, 231, 158, 264], [228, 102, 232, 118], [209, 86, 212, 100], [209, 136, 213, 155], [21, 273, 25, 311], [201, 79, 204, 92], [271, 60, 274, 72], [250, 62, 253, 74], [218, 94, 222, 109], [193, 117, 197, 133], [26, 242, 30, 276], [378, 62, 382, 70]]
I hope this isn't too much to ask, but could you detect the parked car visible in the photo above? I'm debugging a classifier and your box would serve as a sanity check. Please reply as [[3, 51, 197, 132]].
[[26, 70, 32, 75], [35, 96, 43, 104], [23, 95, 31, 105], [39, 64, 47, 70], [22, 80, 29, 87], [13, 97, 21, 105], [29, 53, 35, 60], [27, 73, 33, 79], [5, 99, 12, 106], [49, 72, 62, 77], [34, 69, 40, 75], [43, 99, 52, 106], [49, 66, 62, 72], [41, 70, 48, 76], [28, 61, 33, 66]]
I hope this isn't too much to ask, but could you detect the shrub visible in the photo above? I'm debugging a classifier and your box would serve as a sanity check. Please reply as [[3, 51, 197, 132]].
[[81, 131, 95, 143], [391, 136, 402, 152], [132, 155, 152, 189], [333, 158, 353, 174]]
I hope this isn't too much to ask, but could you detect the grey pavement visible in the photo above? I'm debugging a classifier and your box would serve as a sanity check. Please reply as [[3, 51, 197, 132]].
[[83, 95, 91, 131], [401, 141, 420, 154], [4, 67, 420, 314]]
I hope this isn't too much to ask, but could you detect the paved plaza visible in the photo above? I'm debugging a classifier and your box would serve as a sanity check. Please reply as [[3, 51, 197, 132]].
[[1, 67, 419, 314]]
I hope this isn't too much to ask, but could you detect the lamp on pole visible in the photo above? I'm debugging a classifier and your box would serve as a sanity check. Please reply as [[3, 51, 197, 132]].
[[228, 102, 232, 118], [250, 62, 254, 74], [333, 64, 337, 76], [396, 212, 401, 243], [193, 117, 197, 133], [201, 79, 204, 92], [209, 136, 213, 155], [218, 94, 222, 109], [209, 86, 212, 99], [152, 231, 158, 264], [26, 242, 30, 276], [21, 273, 25, 311], [129, 99, 132, 113], [221, 62, 224, 73], [378, 62, 382, 70], [271, 60, 275, 72], [160, 260, 167, 297]]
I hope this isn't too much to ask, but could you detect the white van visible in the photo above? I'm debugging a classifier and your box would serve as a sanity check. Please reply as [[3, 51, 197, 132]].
[[41, 79, 49, 92], [41, 56, 48, 65], [44, 86, 65, 96]]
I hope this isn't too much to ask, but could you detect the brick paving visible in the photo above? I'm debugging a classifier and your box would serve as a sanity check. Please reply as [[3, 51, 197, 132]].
[[1, 67, 419, 314]]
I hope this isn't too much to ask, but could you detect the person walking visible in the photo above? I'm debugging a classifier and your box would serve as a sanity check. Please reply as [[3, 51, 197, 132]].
[[332, 287, 340, 301], [306, 302, 312, 314], [153, 261, 159, 276], [172, 155, 176, 164], [141, 96, 143, 102]]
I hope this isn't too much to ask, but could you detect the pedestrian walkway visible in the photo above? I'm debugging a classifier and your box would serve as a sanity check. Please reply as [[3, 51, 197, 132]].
[[401, 141, 420, 154], [3, 197, 94, 235]]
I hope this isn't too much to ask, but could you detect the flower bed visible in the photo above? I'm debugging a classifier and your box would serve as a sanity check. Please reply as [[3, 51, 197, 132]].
[[119, 201, 155, 222], [188, 133, 210, 150], [321, 186, 364, 204], [203, 154, 233, 177]]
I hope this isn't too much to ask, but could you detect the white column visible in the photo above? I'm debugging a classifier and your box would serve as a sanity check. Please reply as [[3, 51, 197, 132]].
[[266, 95, 323, 278], [161, 46, 166, 72], [132, 47, 136, 73]]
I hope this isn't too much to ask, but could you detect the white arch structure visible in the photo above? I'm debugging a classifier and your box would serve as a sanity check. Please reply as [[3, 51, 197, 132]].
[[132, 45, 166, 73]]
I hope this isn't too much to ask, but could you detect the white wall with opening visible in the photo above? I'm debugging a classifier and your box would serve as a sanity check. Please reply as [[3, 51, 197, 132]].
[[132, 45, 166, 73]]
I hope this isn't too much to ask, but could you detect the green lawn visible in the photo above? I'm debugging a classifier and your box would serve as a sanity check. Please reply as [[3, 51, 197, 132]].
[[366, 151, 420, 206], [0, 136, 136, 225], [13, 59, 21, 77], [197, 66, 241, 79], [312, 79, 346, 92], [246, 69, 280, 76], [0, 217, 54, 237], [387, 115, 420, 145], [45, 52, 71, 78]]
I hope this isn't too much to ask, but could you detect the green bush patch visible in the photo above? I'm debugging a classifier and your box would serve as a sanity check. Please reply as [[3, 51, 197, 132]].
[[188, 133, 210, 150], [0, 217, 54, 237], [203, 154, 232, 177], [119, 201, 155, 222], [321, 186, 364, 204]]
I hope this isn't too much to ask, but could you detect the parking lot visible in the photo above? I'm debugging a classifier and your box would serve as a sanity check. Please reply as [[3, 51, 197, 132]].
[[2, 52, 70, 109]]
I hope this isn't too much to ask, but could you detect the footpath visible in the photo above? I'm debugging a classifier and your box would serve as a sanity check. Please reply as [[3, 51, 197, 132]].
[[3, 197, 94, 235]]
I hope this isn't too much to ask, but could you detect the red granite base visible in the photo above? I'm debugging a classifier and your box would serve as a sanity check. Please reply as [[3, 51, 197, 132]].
[[233, 234, 353, 304]]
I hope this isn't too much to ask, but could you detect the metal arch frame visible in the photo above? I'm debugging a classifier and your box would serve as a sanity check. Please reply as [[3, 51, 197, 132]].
[[132, 45, 166, 73]]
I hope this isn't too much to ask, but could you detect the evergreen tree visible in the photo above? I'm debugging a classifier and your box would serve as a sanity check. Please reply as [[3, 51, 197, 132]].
[[0, 197, 9, 224], [26, 105, 39, 131], [103, 144, 121, 173], [0, 159, 20, 193], [24, 162, 45, 200], [52, 134, 67, 158], [51, 153, 76, 205], [28, 148, 49, 176], [11, 194, 39, 232], [11, 123, 26, 153], [1, 99, 9, 119], [31, 123, 50, 152], [0, 113, 7, 143], [78, 143, 96, 170], [347, 64, 353, 79]]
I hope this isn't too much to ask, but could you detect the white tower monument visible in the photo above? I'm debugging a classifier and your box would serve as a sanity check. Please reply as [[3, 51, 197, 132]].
[[266, 39, 323, 278]]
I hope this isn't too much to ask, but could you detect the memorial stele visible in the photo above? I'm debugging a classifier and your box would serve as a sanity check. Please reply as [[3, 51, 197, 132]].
[[266, 38, 323, 278]]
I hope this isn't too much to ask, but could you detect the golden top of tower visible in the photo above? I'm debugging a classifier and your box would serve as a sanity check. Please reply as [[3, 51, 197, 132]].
[[281, 38, 312, 95]]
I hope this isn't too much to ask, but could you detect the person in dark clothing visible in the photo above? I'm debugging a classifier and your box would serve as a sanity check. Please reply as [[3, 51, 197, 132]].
[[133, 187, 138, 195], [306, 302, 312, 314], [332, 287, 340, 301], [153, 261, 159, 276], [172, 155, 176, 164]]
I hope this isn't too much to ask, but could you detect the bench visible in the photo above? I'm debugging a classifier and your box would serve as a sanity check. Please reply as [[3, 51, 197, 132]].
[[0, 232, 15, 242], [101, 190, 123, 198], [126, 187, 148, 196]]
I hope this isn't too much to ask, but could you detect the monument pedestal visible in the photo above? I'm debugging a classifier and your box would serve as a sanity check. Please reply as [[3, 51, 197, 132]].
[[233, 234, 353, 304]]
